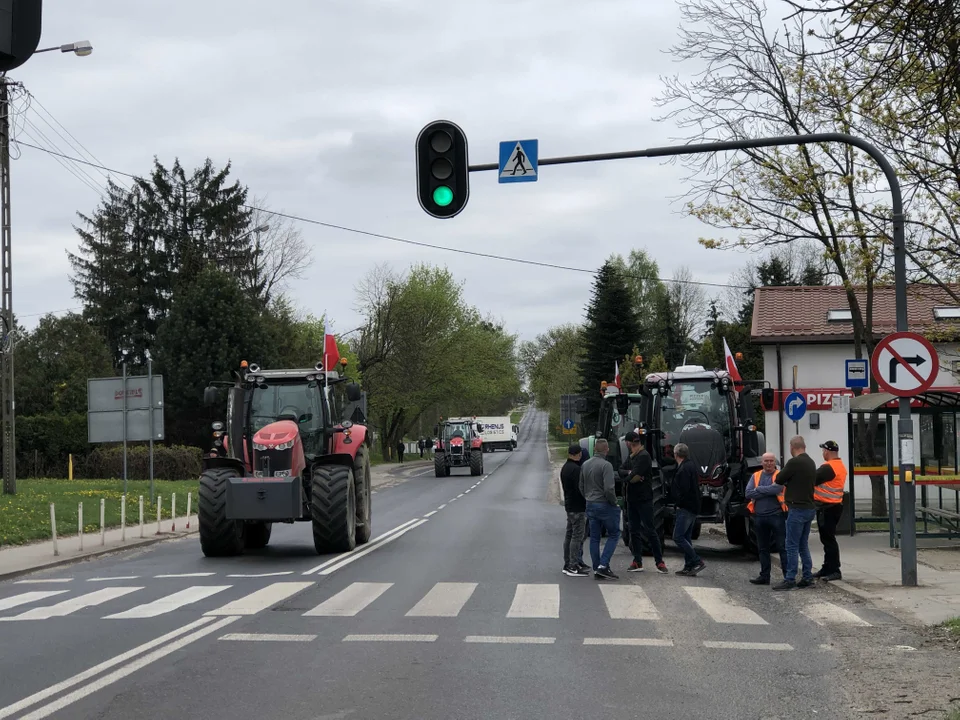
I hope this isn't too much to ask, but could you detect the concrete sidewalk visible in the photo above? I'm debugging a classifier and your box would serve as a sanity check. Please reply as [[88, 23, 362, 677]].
[[0, 513, 200, 581], [831, 532, 960, 625]]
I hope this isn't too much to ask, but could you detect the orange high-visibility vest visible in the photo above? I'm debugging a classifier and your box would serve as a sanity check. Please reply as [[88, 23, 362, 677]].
[[814, 458, 847, 505], [747, 469, 787, 514]]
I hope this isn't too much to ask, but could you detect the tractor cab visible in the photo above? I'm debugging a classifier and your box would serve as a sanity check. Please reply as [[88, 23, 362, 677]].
[[433, 417, 484, 477]]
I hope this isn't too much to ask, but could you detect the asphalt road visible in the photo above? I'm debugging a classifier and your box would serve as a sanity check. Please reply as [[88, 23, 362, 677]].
[[0, 410, 911, 720]]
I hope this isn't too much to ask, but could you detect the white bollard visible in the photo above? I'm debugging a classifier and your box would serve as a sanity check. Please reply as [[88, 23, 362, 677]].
[[121, 495, 126, 542], [139, 495, 144, 538], [78, 502, 83, 551], [100, 498, 106, 546], [156, 496, 162, 535], [50, 503, 58, 557], [186, 492, 192, 529], [171, 492, 176, 532]]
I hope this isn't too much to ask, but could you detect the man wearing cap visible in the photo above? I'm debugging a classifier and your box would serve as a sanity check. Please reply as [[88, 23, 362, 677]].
[[814, 440, 848, 581], [619, 431, 668, 574], [560, 444, 590, 577]]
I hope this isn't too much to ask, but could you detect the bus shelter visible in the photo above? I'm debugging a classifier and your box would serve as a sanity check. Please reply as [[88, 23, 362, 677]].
[[847, 391, 960, 548]]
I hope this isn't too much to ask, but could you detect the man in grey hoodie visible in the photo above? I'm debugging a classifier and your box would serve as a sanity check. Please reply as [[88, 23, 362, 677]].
[[579, 438, 621, 580]]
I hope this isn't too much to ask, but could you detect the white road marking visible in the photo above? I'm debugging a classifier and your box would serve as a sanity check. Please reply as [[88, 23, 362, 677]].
[[684, 587, 768, 625], [457, 493, 465, 498], [506, 584, 560, 619], [471, 484, 478, 488], [437, 504, 446, 510], [87, 576, 139, 582], [801, 601, 872, 627], [318, 519, 428, 576], [343, 634, 438, 642], [0, 616, 218, 720], [154, 573, 215, 578], [204, 582, 313, 616], [15, 616, 239, 720], [465, 635, 555, 644], [464, 489, 472, 494], [301, 518, 421, 575], [227, 571, 294, 578], [220, 633, 316, 642], [0, 587, 142, 621], [583, 637, 674, 647], [598, 585, 660, 620], [703, 641, 793, 651], [405, 582, 477, 617], [105, 586, 231, 619], [449, 498, 457, 502], [304, 582, 392, 617], [0, 591, 69, 612], [14, 579, 71, 584], [423, 511, 437, 518]]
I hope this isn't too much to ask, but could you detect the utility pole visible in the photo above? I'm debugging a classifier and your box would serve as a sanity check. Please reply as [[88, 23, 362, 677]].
[[0, 76, 15, 495], [0, 77, 17, 495]]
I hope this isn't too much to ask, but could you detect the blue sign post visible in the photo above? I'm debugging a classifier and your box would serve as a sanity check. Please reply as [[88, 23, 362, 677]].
[[499, 139, 538, 183], [845, 359, 869, 389], [784, 391, 807, 423], [563, 418, 574, 430]]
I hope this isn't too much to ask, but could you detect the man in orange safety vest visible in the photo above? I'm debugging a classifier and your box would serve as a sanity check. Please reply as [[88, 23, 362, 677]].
[[745, 452, 788, 585], [813, 440, 847, 581]]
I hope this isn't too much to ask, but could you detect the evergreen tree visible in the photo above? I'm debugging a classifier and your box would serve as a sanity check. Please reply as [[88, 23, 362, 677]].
[[578, 262, 641, 432]]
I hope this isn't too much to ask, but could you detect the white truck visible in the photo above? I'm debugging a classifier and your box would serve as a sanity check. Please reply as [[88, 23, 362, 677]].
[[475, 416, 514, 452]]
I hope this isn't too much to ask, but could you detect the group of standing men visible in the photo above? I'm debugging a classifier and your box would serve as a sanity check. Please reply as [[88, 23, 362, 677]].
[[559, 433, 706, 580], [560, 432, 847, 587]]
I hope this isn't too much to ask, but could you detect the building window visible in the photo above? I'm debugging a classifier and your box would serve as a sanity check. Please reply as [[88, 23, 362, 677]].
[[933, 307, 960, 320], [827, 309, 853, 322]]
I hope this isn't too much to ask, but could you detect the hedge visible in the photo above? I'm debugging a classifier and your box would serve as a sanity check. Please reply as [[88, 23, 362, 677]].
[[12, 413, 201, 480]]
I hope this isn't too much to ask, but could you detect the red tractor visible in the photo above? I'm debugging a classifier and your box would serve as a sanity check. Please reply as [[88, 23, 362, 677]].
[[198, 358, 372, 557], [433, 418, 484, 477]]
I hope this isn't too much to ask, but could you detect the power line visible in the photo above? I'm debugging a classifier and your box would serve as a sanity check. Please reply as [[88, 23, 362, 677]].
[[13, 139, 753, 292]]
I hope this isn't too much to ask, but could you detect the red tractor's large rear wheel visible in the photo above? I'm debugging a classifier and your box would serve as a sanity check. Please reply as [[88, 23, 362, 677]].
[[311, 463, 357, 554], [199, 467, 244, 557], [353, 448, 372, 545]]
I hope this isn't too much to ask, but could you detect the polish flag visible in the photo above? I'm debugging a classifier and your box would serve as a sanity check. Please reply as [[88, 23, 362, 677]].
[[723, 337, 743, 388], [614, 360, 621, 388], [324, 316, 341, 372]]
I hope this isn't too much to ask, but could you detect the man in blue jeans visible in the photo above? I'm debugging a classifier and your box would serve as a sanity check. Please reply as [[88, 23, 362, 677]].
[[671, 442, 705, 575], [579, 438, 621, 580], [773, 435, 818, 590]]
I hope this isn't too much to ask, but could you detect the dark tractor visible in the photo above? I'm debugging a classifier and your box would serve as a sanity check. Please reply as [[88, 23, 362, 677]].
[[434, 418, 484, 477], [582, 365, 770, 553], [199, 359, 372, 557]]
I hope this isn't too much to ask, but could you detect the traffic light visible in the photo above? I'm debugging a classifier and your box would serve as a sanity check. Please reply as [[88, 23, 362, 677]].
[[416, 119, 469, 218], [0, 0, 42, 73]]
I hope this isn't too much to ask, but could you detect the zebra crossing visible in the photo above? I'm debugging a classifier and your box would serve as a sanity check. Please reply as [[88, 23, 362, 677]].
[[0, 579, 877, 629]]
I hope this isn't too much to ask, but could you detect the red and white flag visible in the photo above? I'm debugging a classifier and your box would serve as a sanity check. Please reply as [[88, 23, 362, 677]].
[[614, 360, 621, 388], [323, 316, 341, 372], [723, 337, 743, 388]]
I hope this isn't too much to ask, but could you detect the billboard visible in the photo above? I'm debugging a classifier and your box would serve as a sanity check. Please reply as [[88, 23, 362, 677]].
[[87, 375, 164, 444]]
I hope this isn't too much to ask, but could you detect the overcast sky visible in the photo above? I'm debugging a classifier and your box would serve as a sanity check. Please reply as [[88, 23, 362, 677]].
[[10, 0, 758, 345]]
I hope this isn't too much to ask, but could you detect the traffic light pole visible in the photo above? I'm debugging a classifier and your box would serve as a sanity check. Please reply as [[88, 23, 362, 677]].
[[464, 131, 917, 587], [0, 77, 15, 495]]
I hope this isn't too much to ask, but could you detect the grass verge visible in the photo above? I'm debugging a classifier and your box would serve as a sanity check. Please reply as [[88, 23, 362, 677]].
[[0, 478, 199, 547], [944, 617, 960, 639]]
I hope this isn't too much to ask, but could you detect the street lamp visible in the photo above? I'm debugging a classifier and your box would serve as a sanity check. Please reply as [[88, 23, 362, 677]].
[[32, 40, 93, 57]]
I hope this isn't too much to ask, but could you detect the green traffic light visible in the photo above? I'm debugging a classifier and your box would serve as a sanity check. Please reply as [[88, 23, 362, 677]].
[[433, 186, 454, 207]]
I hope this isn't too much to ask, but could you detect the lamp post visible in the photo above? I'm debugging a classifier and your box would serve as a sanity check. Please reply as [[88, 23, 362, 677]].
[[1, 39, 93, 495]]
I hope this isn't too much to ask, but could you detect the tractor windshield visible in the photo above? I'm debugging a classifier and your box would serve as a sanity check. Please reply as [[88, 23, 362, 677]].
[[248, 381, 324, 434], [658, 380, 732, 454], [443, 423, 470, 441]]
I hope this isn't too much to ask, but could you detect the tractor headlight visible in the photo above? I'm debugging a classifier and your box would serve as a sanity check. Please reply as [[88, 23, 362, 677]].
[[275, 440, 294, 451], [253, 442, 268, 451]]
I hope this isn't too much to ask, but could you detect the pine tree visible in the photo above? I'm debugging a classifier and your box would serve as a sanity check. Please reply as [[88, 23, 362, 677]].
[[578, 262, 641, 432]]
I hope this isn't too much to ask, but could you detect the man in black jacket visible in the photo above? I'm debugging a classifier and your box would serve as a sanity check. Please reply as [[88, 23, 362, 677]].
[[773, 435, 818, 591], [560, 444, 590, 577], [671, 442, 705, 576], [620, 431, 668, 573]]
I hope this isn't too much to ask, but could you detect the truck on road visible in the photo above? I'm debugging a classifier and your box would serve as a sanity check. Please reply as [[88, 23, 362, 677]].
[[475, 415, 514, 452]]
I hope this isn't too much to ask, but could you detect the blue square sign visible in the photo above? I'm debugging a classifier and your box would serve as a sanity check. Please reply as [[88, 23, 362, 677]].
[[845, 359, 868, 388], [498, 139, 538, 183]]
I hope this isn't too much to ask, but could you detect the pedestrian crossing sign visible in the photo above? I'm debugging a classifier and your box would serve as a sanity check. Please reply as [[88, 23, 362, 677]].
[[498, 139, 538, 183]]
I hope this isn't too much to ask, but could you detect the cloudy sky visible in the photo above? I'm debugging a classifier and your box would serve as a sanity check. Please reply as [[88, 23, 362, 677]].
[[10, 0, 758, 344]]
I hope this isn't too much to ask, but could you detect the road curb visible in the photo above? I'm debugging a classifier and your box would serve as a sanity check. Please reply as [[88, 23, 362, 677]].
[[829, 579, 883, 602], [0, 529, 199, 582]]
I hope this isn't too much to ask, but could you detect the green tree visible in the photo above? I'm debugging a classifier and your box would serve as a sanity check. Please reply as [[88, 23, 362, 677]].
[[608, 249, 669, 347], [522, 325, 583, 439], [154, 268, 271, 446], [13, 313, 115, 417], [578, 261, 641, 432]]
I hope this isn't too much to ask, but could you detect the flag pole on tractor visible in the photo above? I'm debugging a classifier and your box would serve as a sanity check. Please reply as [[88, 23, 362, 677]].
[[323, 314, 341, 390], [723, 337, 743, 389], [614, 360, 621, 389]]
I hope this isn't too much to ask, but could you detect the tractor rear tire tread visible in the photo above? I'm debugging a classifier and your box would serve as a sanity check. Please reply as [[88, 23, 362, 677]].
[[434, 454, 446, 478], [354, 448, 372, 545], [198, 467, 244, 557], [311, 464, 357, 555], [470, 450, 483, 476]]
